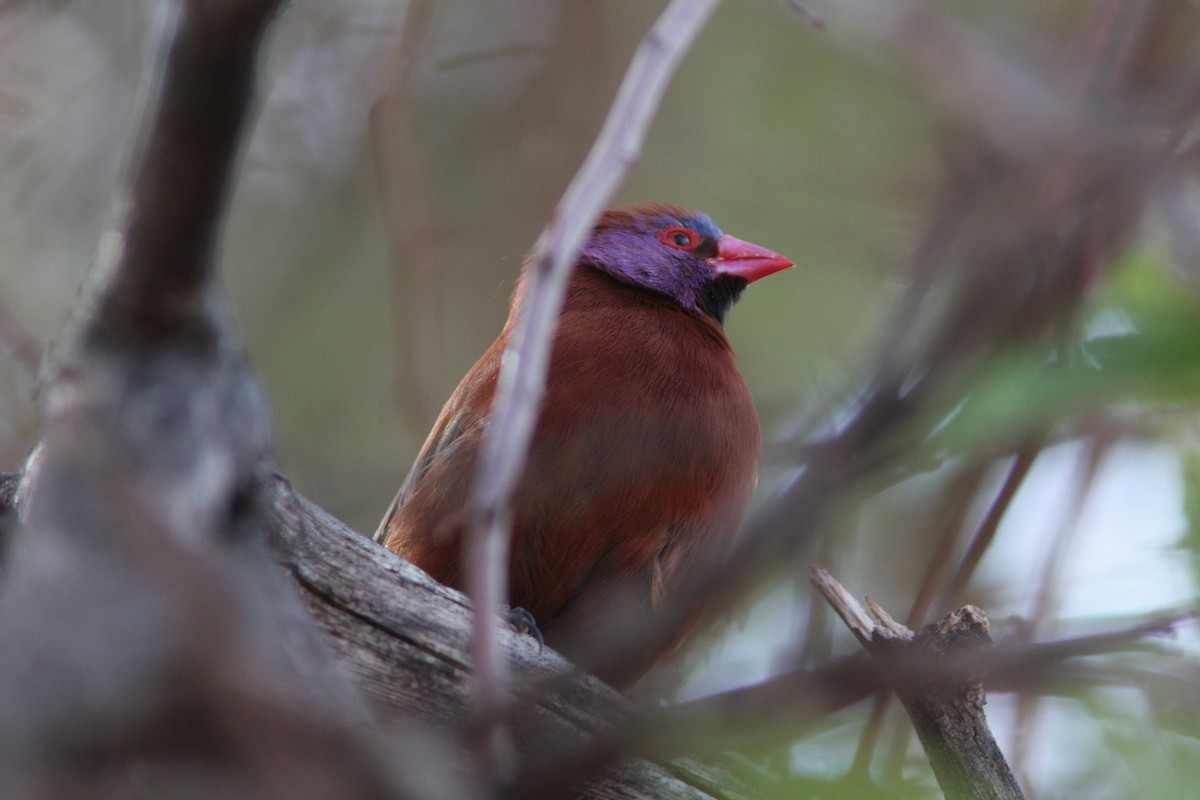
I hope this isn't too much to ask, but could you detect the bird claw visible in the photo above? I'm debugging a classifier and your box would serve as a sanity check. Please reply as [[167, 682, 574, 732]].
[[508, 606, 544, 652]]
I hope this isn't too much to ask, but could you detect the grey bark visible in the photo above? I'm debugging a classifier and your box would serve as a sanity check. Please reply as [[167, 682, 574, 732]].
[[813, 567, 1026, 800]]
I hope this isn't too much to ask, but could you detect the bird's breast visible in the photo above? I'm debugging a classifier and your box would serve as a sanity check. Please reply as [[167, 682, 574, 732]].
[[525, 291, 762, 547]]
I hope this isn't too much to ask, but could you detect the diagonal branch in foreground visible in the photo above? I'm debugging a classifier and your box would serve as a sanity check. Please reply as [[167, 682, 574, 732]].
[[458, 0, 724, 780]]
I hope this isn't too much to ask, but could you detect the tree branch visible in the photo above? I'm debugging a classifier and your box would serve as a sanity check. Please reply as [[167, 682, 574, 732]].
[[265, 478, 745, 800], [83, 0, 282, 347], [814, 567, 1026, 800], [460, 0, 723, 779]]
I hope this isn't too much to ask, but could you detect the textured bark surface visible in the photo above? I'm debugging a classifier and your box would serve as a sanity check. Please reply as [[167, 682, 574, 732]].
[[814, 568, 1025, 800], [896, 608, 1025, 800], [265, 481, 732, 799]]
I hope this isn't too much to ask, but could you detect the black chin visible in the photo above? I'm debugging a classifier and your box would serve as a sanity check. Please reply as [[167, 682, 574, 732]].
[[699, 275, 748, 325]]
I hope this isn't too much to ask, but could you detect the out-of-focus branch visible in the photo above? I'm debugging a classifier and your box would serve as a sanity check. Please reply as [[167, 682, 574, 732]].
[[667, 608, 1193, 748], [502, 587, 1193, 797], [82, 0, 282, 346], [785, 0, 826, 30], [1009, 434, 1110, 775], [0, 295, 39, 384], [0, 2, 469, 797], [460, 0, 723, 780], [560, 0, 1159, 706], [853, 449, 1038, 777], [370, 0, 445, 434], [941, 442, 1043, 607]]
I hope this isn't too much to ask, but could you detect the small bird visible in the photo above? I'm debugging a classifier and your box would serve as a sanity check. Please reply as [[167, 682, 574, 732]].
[[376, 204, 792, 686]]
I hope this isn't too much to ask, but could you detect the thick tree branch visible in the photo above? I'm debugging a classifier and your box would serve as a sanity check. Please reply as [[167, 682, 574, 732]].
[[265, 478, 744, 800], [0, 4, 472, 799]]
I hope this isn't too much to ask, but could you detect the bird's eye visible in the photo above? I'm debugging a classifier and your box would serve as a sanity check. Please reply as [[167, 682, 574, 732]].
[[657, 226, 700, 251]]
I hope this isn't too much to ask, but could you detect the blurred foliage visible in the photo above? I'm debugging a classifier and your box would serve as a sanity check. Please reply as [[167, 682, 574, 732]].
[[1, 1, 1199, 798], [934, 247, 1200, 452]]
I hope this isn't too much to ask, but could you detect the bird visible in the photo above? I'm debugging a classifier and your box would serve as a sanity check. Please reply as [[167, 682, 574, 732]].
[[375, 203, 793, 687]]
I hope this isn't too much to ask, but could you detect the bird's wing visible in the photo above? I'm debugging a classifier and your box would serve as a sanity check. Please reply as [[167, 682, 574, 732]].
[[372, 409, 469, 542], [372, 338, 504, 544]]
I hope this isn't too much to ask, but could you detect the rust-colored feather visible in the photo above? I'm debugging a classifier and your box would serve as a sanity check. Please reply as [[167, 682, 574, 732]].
[[376, 206, 788, 687]]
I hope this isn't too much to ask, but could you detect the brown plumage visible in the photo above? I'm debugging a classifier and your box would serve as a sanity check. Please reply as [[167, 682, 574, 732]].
[[376, 204, 792, 686]]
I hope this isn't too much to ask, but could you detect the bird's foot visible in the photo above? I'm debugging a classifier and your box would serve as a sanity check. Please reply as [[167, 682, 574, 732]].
[[508, 606, 544, 651]]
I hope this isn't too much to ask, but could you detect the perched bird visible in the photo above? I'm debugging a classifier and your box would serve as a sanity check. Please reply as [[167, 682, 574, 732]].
[[376, 204, 792, 687]]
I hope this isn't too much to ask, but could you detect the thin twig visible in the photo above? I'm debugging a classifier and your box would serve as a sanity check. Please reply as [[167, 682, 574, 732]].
[[786, 0, 827, 30], [942, 441, 1043, 606], [850, 461, 992, 778], [684, 608, 1194, 742], [460, 0, 724, 782], [819, 571, 1024, 799], [1010, 434, 1110, 777], [370, 0, 445, 433], [909, 461, 995, 628], [508, 594, 1196, 796], [851, 447, 1040, 776]]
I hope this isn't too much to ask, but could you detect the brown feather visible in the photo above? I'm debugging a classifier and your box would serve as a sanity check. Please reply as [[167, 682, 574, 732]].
[[378, 266, 758, 685], [376, 206, 785, 687]]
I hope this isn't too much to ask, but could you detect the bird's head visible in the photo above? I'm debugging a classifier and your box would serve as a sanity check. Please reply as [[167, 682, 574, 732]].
[[579, 204, 794, 325]]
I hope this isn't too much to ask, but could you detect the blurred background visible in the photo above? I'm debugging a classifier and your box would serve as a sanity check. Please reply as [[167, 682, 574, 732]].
[[1, 1, 1198, 798]]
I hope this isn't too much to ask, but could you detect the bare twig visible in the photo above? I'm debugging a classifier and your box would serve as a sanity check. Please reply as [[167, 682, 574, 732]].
[[459, 0, 723, 781], [852, 461, 993, 778], [786, 0, 826, 30], [814, 567, 1026, 800], [812, 565, 903, 640], [942, 442, 1043, 607], [662, 607, 1195, 751], [908, 461, 996, 629], [370, 0, 445, 433], [1010, 434, 1110, 778]]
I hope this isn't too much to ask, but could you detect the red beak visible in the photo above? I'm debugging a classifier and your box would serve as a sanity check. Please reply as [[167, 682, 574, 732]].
[[710, 234, 794, 283]]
